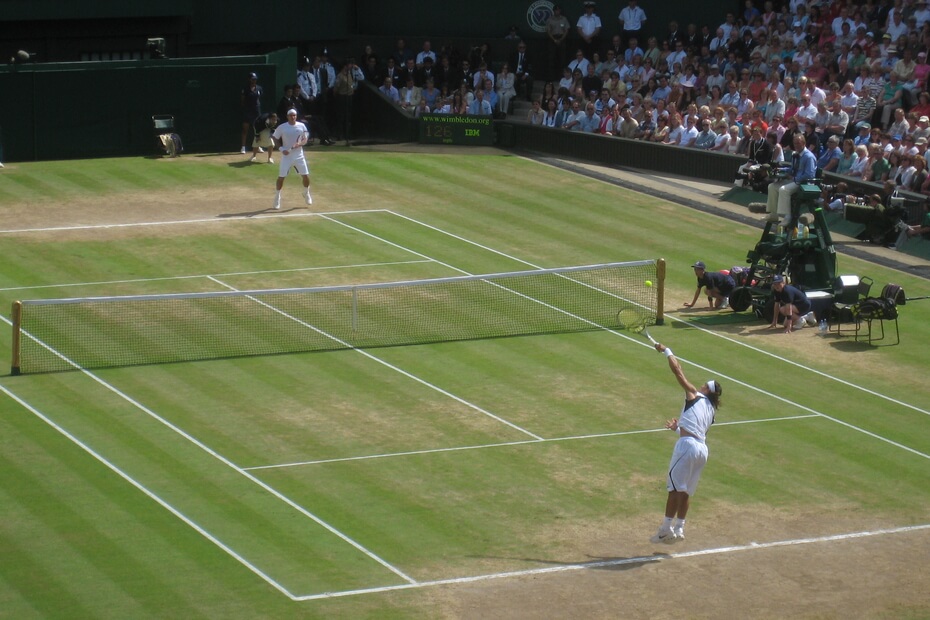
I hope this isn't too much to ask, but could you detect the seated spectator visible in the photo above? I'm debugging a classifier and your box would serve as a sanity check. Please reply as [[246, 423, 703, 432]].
[[379, 76, 400, 103], [726, 125, 742, 153], [482, 78, 500, 115], [888, 107, 910, 139], [818, 135, 843, 172], [562, 100, 585, 130], [527, 99, 546, 125], [846, 144, 869, 178], [694, 118, 718, 149], [542, 98, 560, 127], [468, 89, 493, 115], [709, 120, 732, 151], [649, 115, 670, 142], [836, 138, 859, 175], [616, 106, 641, 138], [576, 101, 602, 132], [421, 79, 441, 111], [399, 77, 421, 111]]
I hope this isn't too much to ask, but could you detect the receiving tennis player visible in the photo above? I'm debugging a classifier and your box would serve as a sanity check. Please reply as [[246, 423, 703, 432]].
[[271, 108, 312, 210], [650, 341, 722, 544]]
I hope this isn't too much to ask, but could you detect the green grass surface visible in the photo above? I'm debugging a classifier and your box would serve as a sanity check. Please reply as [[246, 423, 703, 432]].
[[1, 151, 929, 618]]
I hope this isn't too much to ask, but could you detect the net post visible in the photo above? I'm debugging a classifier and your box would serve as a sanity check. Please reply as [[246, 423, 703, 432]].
[[11, 301, 22, 376], [655, 259, 666, 326]]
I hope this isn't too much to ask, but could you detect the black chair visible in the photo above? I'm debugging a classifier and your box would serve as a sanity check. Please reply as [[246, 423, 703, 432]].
[[852, 295, 900, 346]]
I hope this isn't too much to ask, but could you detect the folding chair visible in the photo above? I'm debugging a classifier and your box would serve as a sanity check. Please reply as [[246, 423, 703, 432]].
[[831, 275, 873, 337], [152, 115, 182, 157]]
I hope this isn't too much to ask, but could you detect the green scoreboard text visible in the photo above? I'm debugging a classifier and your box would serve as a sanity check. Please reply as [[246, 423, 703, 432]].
[[419, 114, 494, 145]]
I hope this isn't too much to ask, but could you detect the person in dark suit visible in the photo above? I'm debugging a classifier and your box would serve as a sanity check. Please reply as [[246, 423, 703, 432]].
[[400, 58, 419, 87], [416, 56, 437, 88], [510, 40, 534, 101], [311, 55, 330, 120], [384, 57, 402, 84], [435, 55, 455, 92], [391, 38, 414, 68], [666, 21, 685, 48]]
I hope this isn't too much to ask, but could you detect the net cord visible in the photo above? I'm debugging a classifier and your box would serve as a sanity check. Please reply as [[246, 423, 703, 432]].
[[17, 260, 656, 306]]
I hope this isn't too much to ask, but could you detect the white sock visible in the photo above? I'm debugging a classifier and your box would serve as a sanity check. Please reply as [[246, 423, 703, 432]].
[[673, 518, 685, 530], [662, 516, 673, 529]]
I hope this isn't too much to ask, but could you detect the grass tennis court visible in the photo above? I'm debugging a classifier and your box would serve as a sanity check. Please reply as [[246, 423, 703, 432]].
[[1, 149, 929, 618]]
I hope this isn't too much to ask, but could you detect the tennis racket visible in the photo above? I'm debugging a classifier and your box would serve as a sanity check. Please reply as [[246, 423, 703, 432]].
[[615, 307, 658, 344]]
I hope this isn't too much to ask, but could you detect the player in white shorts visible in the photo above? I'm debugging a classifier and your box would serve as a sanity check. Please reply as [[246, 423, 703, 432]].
[[650, 341, 722, 543], [271, 109, 312, 209]]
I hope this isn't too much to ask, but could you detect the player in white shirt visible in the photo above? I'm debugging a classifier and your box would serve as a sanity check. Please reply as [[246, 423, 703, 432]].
[[650, 341, 722, 543], [271, 109, 312, 209]]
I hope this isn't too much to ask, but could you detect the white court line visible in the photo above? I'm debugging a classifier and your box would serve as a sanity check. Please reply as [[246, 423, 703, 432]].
[[0, 207, 386, 235], [245, 415, 820, 471], [381, 210, 930, 419], [0, 314, 416, 588], [290, 523, 930, 601], [0, 259, 433, 293], [206, 276, 542, 441], [0, 382, 296, 599]]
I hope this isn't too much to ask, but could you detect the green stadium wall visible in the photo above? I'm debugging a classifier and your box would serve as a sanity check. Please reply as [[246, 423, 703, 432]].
[[0, 48, 295, 160]]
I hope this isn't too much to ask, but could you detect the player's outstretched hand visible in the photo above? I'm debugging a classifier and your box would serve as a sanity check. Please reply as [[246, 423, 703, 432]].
[[654, 343, 665, 353]]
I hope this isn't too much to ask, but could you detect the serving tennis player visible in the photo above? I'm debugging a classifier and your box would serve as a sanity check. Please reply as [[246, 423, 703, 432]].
[[271, 108, 312, 209], [650, 341, 722, 544]]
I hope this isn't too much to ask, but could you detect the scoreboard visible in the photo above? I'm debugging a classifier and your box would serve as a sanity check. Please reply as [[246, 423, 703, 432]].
[[418, 114, 495, 145]]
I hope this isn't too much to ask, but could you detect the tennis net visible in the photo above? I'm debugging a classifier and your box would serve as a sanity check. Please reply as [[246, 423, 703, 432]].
[[11, 259, 664, 374]]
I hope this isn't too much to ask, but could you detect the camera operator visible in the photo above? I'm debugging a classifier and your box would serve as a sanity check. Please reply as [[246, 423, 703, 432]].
[[818, 181, 859, 212]]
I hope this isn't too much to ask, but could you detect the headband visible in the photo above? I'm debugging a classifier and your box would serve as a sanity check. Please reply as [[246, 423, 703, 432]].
[[707, 380, 718, 394]]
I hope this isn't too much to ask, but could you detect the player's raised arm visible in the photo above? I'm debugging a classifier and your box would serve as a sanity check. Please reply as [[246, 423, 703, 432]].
[[654, 342, 697, 396]]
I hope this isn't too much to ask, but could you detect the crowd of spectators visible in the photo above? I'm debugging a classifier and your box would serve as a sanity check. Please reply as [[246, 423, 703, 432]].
[[552, 0, 930, 196], [367, 37, 534, 118], [361, 0, 930, 197]]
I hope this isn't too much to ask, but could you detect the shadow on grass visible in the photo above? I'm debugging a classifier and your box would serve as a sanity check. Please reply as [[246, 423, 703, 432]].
[[217, 206, 308, 218], [474, 552, 670, 572]]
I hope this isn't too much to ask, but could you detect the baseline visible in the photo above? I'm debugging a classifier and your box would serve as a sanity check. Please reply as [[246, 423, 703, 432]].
[[290, 523, 930, 601], [0, 208, 385, 235]]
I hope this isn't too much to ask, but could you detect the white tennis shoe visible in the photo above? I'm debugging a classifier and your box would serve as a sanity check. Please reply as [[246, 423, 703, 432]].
[[804, 311, 817, 326], [650, 527, 676, 544], [273, 195, 281, 210], [304, 191, 313, 205], [240, 146, 247, 154], [672, 527, 685, 542]]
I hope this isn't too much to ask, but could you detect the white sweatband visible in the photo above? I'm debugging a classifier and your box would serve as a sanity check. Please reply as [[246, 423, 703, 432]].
[[664, 348, 674, 358], [707, 380, 717, 393]]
